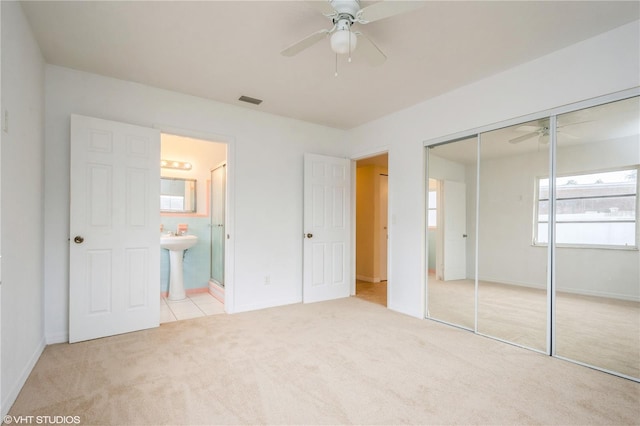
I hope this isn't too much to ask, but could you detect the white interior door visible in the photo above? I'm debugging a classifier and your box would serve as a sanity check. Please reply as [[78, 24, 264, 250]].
[[379, 174, 388, 281], [303, 153, 351, 303], [443, 180, 467, 281], [69, 114, 160, 343]]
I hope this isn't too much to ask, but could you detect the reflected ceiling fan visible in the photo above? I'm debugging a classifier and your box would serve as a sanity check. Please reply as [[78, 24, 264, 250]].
[[281, 0, 424, 69], [509, 120, 585, 145]]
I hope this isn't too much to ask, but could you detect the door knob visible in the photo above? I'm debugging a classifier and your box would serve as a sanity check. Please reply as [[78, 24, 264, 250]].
[[306, 233, 313, 238], [74, 236, 84, 244]]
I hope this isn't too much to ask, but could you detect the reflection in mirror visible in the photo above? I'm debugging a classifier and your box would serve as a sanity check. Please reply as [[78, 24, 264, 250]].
[[427, 137, 477, 330], [477, 119, 549, 351], [210, 165, 226, 286], [554, 96, 639, 379], [160, 177, 197, 213]]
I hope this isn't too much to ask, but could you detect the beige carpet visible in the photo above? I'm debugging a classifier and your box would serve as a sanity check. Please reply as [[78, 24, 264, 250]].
[[355, 280, 387, 306], [7, 297, 640, 425], [428, 276, 640, 379]]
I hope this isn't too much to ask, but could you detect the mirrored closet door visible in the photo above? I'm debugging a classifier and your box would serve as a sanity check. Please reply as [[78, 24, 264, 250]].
[[554, 97, 639, 379], [425, 94, 639, 381], [427, 137, 477, 330], [477, 120, 549, 352]]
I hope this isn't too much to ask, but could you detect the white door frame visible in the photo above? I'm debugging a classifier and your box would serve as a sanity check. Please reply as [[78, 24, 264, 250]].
[[379, 173, 389, 282], [156, 125, 236, 313]]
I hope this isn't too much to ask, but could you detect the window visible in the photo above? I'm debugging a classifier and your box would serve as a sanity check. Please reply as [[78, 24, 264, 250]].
[[535, 168, 638, 247], [428, 190, 437, 228], [160, 195, 185, 211]]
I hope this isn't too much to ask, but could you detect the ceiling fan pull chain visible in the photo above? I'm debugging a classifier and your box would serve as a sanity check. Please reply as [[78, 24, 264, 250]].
[[348, 30, 352, 63], [335, 52, 339, 77]]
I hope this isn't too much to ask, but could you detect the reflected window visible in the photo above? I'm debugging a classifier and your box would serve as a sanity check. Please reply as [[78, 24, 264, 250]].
[[160, 195, 185, 211], [535, 168, 638, 247], [160, 177, 197, 213], [428, 190, 437, 228]]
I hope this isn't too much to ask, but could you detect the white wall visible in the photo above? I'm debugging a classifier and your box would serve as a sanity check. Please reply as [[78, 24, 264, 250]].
[[1, 1, 46, 416], [474, 136, 640, 300], [475, 148, 549, 289], [44, 65, 349, 342], [349, 21, 640, 318], [554, 137, 639, 300]]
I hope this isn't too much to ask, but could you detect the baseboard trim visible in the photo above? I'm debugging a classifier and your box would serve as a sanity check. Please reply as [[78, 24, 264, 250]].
[[46, 331, 69, 344], [1, 337, 46, 417], [160, 287, 209, 298], [208, 280, 224, 303], [558, 287, 640, 302], [234, 297, 301, 314], [478, 276, 639, 302], [356, 275, 381, 283], [478, 276, 546, 291]]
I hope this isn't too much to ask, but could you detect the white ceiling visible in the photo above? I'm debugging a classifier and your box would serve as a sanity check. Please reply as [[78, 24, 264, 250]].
[[21, 1, 639, 129]]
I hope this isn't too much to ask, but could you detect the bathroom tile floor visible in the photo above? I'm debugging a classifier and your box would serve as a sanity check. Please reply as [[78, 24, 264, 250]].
[[160, 292, 225, 323]]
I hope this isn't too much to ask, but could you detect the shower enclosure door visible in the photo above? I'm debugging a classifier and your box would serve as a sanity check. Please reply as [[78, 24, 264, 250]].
[[210, 164, 226, 287]]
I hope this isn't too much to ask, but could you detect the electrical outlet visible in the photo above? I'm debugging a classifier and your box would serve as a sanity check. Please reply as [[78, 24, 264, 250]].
[[264, 275, 271, 285]]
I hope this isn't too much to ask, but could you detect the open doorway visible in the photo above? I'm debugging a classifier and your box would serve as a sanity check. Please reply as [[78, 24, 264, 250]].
[[160, 133, 228, 323], [355, 153, 388, 307]]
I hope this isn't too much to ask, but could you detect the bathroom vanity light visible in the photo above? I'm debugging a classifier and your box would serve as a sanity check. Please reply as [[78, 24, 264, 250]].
[[161, 159, 192, 170]]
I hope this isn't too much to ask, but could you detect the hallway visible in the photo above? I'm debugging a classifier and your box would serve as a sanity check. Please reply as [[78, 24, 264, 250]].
[[355, 280, 387, 307]]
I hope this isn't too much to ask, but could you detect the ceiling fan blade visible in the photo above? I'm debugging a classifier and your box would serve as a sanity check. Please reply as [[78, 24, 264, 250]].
[[305, 0, 336, 15], [357, 1, 425, 23], [354, 32, 386, 66], [560, 131, 579, 139], [509, 132, 538, 144], [558, 119, 592, 129], [281, 29, 330, 57]]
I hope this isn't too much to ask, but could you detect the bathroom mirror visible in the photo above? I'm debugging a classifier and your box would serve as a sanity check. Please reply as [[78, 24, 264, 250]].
[[160, 177, 197, 213]]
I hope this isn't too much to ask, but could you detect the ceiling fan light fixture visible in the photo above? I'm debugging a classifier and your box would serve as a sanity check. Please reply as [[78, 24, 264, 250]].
[[540, 134, 550, 145], [330, 29, 357, 55]]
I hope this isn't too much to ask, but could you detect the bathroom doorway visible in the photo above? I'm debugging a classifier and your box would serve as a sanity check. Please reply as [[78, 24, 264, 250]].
[[355, 153, 389, 307], [160, 133, 228, 322]]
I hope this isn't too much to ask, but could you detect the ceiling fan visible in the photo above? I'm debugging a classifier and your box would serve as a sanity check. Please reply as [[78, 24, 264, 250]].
[[280, 0, 424, 68], [509, 120, 584, 145]]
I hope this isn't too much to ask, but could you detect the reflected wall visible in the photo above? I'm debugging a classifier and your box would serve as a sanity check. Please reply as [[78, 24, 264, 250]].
[[477, 120, 549, 352]]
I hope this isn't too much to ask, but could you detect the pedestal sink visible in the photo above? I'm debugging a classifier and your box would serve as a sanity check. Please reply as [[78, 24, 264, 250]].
[[161, 234, 198, 301]]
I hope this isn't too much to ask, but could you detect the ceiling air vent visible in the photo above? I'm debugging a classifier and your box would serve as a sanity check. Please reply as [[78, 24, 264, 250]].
[[238, 95, 263, 105]]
